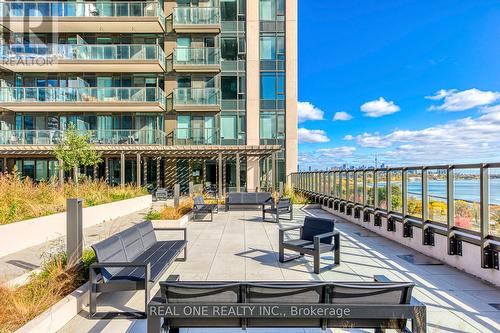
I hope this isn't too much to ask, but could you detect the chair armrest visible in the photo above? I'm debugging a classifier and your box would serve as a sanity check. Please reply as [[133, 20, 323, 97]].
[[90, 262, 151, 282], [313, 230, 338, 241], [279, 225, 303, 232], [154, 227, 187, 241]]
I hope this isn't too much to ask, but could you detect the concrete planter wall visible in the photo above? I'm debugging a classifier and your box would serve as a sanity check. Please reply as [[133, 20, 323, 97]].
[[14, 282, 89, 333], [322, 205, 500, 287], [0, 195, 152, 257], [151, 211, 191, 228]]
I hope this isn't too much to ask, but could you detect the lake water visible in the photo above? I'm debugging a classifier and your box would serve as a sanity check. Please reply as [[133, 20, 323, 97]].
[[402, 179, 500, 204]]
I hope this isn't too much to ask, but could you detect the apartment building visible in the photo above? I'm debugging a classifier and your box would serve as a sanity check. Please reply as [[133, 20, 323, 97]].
[[0, 0, 297, 194]]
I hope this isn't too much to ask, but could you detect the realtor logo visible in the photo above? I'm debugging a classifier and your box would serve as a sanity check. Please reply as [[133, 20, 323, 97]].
[[0, 3, 58, 67]]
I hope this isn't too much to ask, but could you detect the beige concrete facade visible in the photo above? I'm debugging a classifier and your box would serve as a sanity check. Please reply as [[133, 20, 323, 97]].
[[286, 0, 298, 177]]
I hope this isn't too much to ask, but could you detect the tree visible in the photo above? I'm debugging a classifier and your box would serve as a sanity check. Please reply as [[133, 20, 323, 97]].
[[54, 123, 102, 182]]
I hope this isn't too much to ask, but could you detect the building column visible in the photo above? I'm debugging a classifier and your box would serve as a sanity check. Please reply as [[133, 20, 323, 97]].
[[246, 155, 260, 192], [246, 0, 260, 147], [218, 153, 223, 199], [285, 0, 298, 180], [222, 156, 227, 195], [202, 160, 207, 188], [3, 157, 7, 173], [143, 157, 148, 186], [104, 157, 109, 184], [120, 152, 125, 187], [93, 164, 97, 180], [272, 152, 277, 192], [236, 153, 241, 192], [156, 157, 161, 187], [136, 153, 141, 187], [58, 159, 64, 186]]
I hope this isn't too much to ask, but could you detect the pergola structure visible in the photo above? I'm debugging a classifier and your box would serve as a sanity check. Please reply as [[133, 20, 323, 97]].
[[0, 144, 283, 194]]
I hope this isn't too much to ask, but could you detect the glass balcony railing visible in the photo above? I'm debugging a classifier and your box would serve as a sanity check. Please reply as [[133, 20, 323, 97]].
[[173, 7, 220, 26], [0, 129, 166, 145], [1, 44, 166, 67], [173, 88, 220, 106], [167, 128, 246, 146], [173, 47, 220, 66], [0, 87, 166, 108], [170, 128, 219, 145], [0, 1, 165, 21]]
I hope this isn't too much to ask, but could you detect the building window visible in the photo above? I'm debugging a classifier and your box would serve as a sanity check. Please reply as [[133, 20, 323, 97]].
[[221, 0, 237, 21], [221, 38, 238, 60], [221, 76, 238, 99], [220, 115, 236, 140]]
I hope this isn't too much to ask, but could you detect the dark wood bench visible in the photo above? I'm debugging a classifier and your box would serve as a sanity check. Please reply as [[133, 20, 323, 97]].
[[147, 275, 426, 333], [225, 192, 272, 211], [89, 221, 187, 319], [193, 195, 218, 222], [262, 197, 293, 222], [279, 216, 340, 273]]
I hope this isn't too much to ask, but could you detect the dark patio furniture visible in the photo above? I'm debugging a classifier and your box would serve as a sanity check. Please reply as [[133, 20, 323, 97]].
[[279, 216, 340, 273], [192, 195, 218, 222], [147, 275, 426, 333], [89, 221, 187, 319], [262, 197, 293, 223], [225, 191, 272, 211], [153, 187, 173, 201]]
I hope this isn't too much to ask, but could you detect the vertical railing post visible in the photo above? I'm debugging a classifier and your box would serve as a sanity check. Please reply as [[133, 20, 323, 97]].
[[386, 169, 391, 212], [447, 166, 459, 255], [480, 164, 491, 268], [362, 170, 367, 206], [402, 168, 408, 218]]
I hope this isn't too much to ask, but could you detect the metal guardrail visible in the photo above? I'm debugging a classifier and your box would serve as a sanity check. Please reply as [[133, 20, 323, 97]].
[[172, 7, 220, 25], [290, 163, 500, 271]]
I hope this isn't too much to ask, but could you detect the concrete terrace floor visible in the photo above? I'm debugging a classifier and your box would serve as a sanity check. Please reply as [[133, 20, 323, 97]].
[[60, 206, 500, 333]]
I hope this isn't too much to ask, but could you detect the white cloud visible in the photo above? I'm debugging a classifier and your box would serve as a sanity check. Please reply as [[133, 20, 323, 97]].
[[347, 108, 500, 164], [317, 146, 356, 158], [297, 101, 324, 122], [298, 128, 330, 143], [360, 97, 400, 117], [426, 88, 500, 111], [333, 111, 353, 121]]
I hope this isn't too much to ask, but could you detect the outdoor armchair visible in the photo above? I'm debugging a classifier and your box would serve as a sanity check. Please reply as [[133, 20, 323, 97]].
[[279, 216, 340, 273]]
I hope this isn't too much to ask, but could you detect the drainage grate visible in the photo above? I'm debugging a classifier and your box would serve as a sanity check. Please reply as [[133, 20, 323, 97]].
[[354, 231, 379, 237], [397, 254, 444, 265], [489, 303, 500, 311]]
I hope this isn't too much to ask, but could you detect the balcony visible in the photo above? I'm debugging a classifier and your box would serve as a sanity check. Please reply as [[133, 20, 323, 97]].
[[0, 1, 165, 33], [172, 47, 220, 73], [0, 87, 166, 112], [0, 44, 166, 73], [0, 129, 166, 146], [172, 88, 220, 112], [172, 7, 220, 33]]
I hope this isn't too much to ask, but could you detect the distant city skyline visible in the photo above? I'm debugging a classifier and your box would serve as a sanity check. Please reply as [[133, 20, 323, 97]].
[[297, 0, 500, 170]]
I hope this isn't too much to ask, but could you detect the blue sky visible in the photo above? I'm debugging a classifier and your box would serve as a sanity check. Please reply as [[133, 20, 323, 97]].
[[297, 0, 500, 170]]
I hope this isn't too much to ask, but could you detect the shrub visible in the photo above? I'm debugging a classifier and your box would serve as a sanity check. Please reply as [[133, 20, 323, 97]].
[[147, 198, 194, 221], [0, 173, 147, 225], [0, 249, 91, 332]]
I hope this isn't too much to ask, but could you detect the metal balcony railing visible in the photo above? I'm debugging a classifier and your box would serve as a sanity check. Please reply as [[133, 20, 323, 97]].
[[173, 7, 220, 25], [0, 129, 166, 145], [173, 47, 220, 66], [173, 87, 220, 106], [0, 87, 165, 107], [0, 1, 165, 21], [290, 163, 500, 270], [1, 44, 166, 67]]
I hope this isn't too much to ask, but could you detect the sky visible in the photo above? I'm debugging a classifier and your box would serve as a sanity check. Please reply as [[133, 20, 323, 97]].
[[297, 0, 500, 170]]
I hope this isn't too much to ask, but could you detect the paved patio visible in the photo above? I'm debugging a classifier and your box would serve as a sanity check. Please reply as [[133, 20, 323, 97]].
[[60, 206, 500, 333]]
